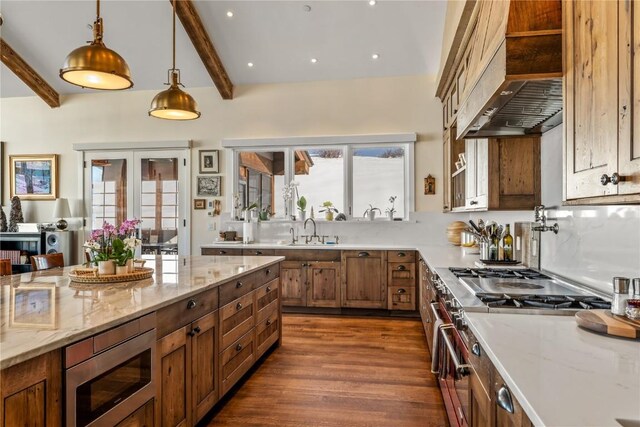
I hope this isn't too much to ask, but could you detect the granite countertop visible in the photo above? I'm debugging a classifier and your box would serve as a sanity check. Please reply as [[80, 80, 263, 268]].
[[465, 312, 640, 427], [0, 255, 283, 370], [201, 242, 418, 251]]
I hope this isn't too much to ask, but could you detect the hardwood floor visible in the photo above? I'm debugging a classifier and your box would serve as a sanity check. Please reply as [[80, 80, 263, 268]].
[[205, 315, 447, 427]]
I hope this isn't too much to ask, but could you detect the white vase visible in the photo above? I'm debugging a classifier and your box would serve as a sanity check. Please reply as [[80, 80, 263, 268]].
[[126, 258, 134, 273], [388, 211, 394, 221], [98, 260, 115, 276], [367, 211, 377, 221], [116, 265, 128, 275], [299, 211, 306, 222]]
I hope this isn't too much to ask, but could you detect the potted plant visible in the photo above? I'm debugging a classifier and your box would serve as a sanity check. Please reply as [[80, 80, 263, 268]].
[[363, 205, 381, 221], [385, 196, 397, 220], [296, 196, 307, 222], [242, 202, 258, 221], [84, 219, 141, 275], [258, 205, 271, 221], [319, 201, 338, 221]]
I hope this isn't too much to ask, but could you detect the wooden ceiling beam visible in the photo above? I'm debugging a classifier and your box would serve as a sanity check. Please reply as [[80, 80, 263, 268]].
[[0, 38, 60, 108], [173, 0, 234, 100]]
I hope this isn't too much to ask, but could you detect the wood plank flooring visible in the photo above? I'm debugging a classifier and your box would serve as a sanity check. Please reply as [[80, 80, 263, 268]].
[[205, 315, 447, 427]]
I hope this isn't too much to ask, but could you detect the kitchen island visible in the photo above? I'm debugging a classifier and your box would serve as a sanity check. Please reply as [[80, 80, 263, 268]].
[[0, 254, 283, 426]]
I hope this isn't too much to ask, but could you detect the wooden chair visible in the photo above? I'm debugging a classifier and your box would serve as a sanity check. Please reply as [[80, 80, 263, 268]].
[[0, 259, 12, 276], [30, 253, 65, 271]]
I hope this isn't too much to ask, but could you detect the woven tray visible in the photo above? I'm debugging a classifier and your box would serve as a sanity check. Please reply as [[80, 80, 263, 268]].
[[68, 267, 154, 284]]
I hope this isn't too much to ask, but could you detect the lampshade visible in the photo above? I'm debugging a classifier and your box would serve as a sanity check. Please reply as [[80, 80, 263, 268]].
[[53, 198, 72, 218], [149, 72, 201, 120], [59, 1, 133, 90]]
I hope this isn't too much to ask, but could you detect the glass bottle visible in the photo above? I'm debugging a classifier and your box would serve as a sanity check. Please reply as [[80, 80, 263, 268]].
[[489, 233, 498, 261], [503, 225, 513, 261], [612, 277, 630, 316]]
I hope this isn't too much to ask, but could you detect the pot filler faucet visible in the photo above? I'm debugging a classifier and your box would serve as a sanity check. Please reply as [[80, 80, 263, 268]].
[[532, 205, 559, 234]]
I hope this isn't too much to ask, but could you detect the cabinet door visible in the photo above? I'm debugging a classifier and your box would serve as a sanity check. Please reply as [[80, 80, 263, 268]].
[[157, 326, 190, 427], [565, 0, 620, 199], [619, 0, 640, 196], [0, 350, 61, 427], [341, 251, 387, 309], [307, 261, 340, 308], [280, 261, 306, 306], [190, 312, 219, 424], [469, 367, 491, 427], [443, 130, 452, 211], [493, 368, 533, 427], [115, 399, 154, 427]]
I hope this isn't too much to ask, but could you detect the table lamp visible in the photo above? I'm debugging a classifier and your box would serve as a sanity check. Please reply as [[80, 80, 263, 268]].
[[53, 198, 71, 230]]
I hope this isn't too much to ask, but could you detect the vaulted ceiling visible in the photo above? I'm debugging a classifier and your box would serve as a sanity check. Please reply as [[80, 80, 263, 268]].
[[0, 0, 446, 100]]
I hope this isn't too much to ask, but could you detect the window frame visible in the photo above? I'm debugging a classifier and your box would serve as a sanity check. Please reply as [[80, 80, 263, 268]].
[[224, 134, 415, 220]]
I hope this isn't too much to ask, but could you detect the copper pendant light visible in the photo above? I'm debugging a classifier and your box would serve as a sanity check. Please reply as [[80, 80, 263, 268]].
[[149, 0, 200, 120], [60, 0, 133, 90]]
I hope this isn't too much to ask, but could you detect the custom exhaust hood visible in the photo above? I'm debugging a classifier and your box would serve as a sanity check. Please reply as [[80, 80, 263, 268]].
[[456, 0, 563, 139]]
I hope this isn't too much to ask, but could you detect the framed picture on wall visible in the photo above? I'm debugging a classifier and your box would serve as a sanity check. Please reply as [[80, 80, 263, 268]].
[[199, 150, 219, 174], [193, 198, 206, 210], [9, 154, 58, 200], [197, 176, 222, 197]]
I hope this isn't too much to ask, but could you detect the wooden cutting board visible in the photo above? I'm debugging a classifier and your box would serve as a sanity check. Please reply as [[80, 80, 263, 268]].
[[575, 309, 640, 339]]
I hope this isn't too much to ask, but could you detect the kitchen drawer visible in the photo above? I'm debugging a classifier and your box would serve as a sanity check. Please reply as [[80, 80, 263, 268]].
[[242, 248, 276, 256], [387, 250, 416, 262], [219, 273, 258, 306], [220, 330, 255, 396], [255, 308, 279, 359], [388, 262, 416, 286], [202, 247, 244, 256], [467, 328, 492, 393], [156, 288, 218, 339], [257, 264, 280, 287], [388, 285, 415, 311], [273, 249, 341, 262], [255, 279, 279, 322], [220, 292, 256, 350]]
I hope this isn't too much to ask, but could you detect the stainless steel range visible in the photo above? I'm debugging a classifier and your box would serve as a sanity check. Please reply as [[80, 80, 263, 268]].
[[448, 267, 611, 314]]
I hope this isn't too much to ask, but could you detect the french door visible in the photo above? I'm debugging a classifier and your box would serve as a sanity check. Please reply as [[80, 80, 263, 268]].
[[83, 150, 190, 256]]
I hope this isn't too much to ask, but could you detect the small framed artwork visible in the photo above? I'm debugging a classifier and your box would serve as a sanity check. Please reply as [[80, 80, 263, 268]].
[[199, 150, 219, 174], [197, 176, 222, 197], [193, 198, 206, 210], [10, 154, 58, 200], [10, 285, 57, 329], [424, 175, 436, 195]]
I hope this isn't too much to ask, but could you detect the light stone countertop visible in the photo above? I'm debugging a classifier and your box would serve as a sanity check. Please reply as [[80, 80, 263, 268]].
[[0, 255, 283, 370], [465, 312, 640, 427]]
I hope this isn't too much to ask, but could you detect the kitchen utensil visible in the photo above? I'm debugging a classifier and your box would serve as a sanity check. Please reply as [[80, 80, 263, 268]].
[[575, 309, 640, 339], [469, 220, 482, 234]]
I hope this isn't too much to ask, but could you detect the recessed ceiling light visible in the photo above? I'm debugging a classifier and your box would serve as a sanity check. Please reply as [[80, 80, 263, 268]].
[[369, 0, 376, 6], [247, 62, 254, 68], [310, 58, 318, 64], [303, 5, 312, 12], [371, 53, 380, 60], [226, 11, 234, 18]]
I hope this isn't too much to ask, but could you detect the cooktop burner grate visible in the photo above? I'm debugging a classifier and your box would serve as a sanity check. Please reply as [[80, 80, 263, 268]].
[[449, 267, 551, 280], [475, 293, 611, 310]]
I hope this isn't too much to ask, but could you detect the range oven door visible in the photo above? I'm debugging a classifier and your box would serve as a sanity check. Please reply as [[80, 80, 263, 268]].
[[65, 329, 156, 427], [437, 321, 471, 426]]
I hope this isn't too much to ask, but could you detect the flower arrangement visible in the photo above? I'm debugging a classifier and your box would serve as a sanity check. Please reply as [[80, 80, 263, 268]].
[[385, 196, 398, 220], [85, 219, 141, 268]]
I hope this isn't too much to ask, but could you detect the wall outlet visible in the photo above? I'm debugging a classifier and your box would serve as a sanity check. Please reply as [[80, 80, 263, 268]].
[[207, 222, 214, 231]]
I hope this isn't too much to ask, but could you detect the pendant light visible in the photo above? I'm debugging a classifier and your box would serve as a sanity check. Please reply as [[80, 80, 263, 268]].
[[60, 0, 133, 90], [149, 0, 200, 120]]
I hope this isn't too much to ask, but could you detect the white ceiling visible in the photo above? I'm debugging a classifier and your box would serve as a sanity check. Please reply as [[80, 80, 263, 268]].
[[0, 0, 446, 99]]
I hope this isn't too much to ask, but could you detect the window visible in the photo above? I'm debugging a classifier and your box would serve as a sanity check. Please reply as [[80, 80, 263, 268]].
[[226, 134, 414, 220]]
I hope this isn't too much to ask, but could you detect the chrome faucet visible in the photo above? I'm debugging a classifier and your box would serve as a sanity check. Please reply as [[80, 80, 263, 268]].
[[289, 227, 298, 245], [532, 205, 559, 234], [303, 218, 321, 244]]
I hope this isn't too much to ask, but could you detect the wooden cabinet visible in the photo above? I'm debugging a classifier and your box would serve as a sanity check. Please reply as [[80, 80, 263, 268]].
[[306, 261, 341, 308], [156, 310, 219, 427], [280, 260, 306, 306], [201, 248, 243, 256], [469, 367, 492, 427], [341, 250, 387, 309], [564, 0, 640, 203], [387, 251, 417, 311], [0, 350, 62, 427], [493, 367, 533, 427], [254, 280, 281, 358], [463, 136, 540, 211], [116, 400, 155, 427]]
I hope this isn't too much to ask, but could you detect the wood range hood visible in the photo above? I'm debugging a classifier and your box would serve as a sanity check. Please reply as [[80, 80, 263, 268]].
[[456, 0, 563, 139]]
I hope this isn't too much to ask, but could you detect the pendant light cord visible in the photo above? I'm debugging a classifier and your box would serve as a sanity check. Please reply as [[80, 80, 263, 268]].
[[172, 0, 176, 71], [96, 0, 100, 19]]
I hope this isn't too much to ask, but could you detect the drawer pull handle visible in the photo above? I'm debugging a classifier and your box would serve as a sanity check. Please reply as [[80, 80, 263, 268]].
[[219, 250, 227, 255], [397, 288, 406, 294], [266, 286, 271, 292], [497, 385, 514, 414], [398, 265, 406, 271], [472, 342, 481, 356], [186, 299, 197, 310], [358, 252, 370, 257], [236, 281, 243, 289], [397, 252, 406, 257], [236, 343, 243, 352], [266, 320, 272, 326], [187, 326, 201, 337], [236, 302, 243, 310], [256, 251, 263, 255], [266, 269, 271, 275]]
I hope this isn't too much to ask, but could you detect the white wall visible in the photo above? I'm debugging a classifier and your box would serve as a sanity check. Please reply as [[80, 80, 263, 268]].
[[0, 75, 444, 256]]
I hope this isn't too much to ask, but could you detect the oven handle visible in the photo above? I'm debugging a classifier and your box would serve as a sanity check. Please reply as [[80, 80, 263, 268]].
[[430, 302, 443, 322], [439, 324, 471, 377]]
